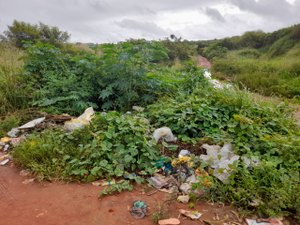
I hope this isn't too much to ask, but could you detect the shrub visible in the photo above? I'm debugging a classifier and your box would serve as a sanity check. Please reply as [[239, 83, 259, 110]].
[[2, 20, 70, 48]]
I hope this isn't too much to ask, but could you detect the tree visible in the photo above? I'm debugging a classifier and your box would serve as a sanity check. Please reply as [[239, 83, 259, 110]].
[[2, 20, 70, 48]]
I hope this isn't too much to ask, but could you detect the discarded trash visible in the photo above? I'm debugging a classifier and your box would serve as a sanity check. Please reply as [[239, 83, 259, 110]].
[[0, 158, 10, 166], [45, 114, 72, 123], [153, 127, 177, 143], [158, 218, 180, 225], [179, 183, 191, 194], [245, 218, 283, 225], [178, 150, 190, 158], [0, 137, 11, 143], [132, 106, 145, 112], [22, 178, 35, 184], [200, 143, 239, 183], [10, 137, 24, 147], [179, 209, 202, 220], [64, 107, 95, 132], [130, 200, 148, 219], [148, 174, 169, 189], [19, 169, 31, 177], [7, 128, 20, 137], [177, 195, 190, 203], [3, 144, 9, 152], [18, 117, 46, 130], [241, 156, 260, 168]]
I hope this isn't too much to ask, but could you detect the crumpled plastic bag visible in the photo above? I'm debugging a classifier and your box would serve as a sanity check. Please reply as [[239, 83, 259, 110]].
[[200, 143, 239, 183], [64, 107, 95, 132]]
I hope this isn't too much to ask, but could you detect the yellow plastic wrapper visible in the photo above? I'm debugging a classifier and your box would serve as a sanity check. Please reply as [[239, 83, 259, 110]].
[[0, 137, 11, 143]]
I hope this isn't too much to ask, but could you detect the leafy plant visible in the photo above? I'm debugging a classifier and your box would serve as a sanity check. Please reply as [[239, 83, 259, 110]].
[[13, 112, 160, 181], [99, 180, 133, 197]]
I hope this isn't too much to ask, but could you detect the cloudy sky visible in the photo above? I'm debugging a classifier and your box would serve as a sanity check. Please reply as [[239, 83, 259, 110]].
[[0, 0, 299, 43]]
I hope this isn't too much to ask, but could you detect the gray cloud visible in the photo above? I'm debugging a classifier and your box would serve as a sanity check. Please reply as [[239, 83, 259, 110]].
[[0, 0, 299, 43], [116, 19, 168, 36], [205, 7, 226, 22]]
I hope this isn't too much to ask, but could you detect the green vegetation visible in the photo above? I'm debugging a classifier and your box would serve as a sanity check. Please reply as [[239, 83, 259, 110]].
[[1, 20, 70, 48], [13, 112, 160, 181], [197, 24, 300, 98], [147, 87, 299, 216], [0, 21, 299, 220]]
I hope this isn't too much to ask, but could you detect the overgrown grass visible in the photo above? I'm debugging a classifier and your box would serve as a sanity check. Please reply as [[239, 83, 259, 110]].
[[0, 43, 30, 115], [212, 44, 300, 98]]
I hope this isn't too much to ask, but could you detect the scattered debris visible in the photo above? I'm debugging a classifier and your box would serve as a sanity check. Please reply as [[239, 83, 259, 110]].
[[45, 114, 72, 123], [64, 107, 95, 132], [22, 178, 35, 184], [148, 174, 169, 189], [19, 169, 31, 177], [7, 128, 20, 137], [132, 106, 145, 112], [130, 200, 148, 219], [0, 158, 10, 166], [179, 183, 191, 195], [178, 150, 190, 158], [18, 117, 46, 130], [91, 179, 116, 187], [200, 143, 239, 183], [241, 156, 260, 168], [245, 218, 283, 225], [179, 209, 202, 220], [0, 137, 11, 143], [177, 195, 190, 203], [158, 218, 180, 225], [153, 127, 177, 143]]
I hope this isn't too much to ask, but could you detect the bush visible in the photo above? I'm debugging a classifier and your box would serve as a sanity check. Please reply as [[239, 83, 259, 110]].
[[2, 20, 70, 48]]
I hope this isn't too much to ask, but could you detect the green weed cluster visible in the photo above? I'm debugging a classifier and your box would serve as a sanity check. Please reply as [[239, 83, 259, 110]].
[[13, 112, 160, 181]]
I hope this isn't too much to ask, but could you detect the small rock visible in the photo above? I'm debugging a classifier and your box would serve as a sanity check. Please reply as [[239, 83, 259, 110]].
[[158, 218, 180, 225], [177, 195, 190, 203]]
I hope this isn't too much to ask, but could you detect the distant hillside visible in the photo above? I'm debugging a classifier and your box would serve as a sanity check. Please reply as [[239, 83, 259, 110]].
[[196, 24, 300, 98]]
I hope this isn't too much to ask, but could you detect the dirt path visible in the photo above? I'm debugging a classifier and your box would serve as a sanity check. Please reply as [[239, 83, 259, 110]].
[[197, 56, 212, 69], [0, 164, 243, 225]]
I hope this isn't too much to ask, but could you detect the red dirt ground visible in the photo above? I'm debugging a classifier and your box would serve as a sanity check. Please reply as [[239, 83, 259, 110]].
[[0, 163, 245, 225]]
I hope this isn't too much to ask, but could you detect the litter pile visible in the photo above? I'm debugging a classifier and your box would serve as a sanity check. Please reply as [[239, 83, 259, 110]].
[[0, 107, 95, 166]]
